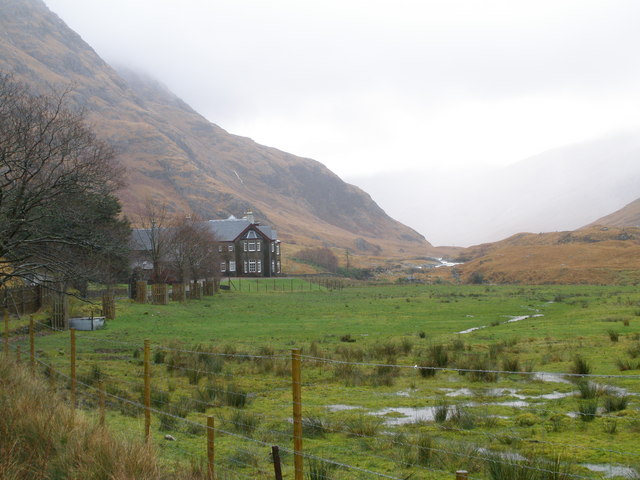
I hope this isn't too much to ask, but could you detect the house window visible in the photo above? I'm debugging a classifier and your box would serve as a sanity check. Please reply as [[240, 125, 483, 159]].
[[276, 244, 280, 255], [228, 245, 234, 252], [249, 260, 257, 273], [271, 242, 275, 253], [229, 261, 236, 272], [244, 261, 248, 274], [257, 261, 262, 273], [218, 245, 222, 253], [248, 241, 256, 252], [277, 261, 281, 273], [243, 242, 247, 252], [220, 262, 226, 272], [256, 241, 261, 252], [271, 260, 275, 273]]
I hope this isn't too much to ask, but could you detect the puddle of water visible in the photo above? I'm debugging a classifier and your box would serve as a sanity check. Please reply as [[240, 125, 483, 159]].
[[443, 388, 474, 397], [506, 314, 544, 323], [582, 464, 640, 479], [457, 314, 544, 334], [372, 406, 439, 425], [532, 391, 575, 400], [533, 372, 572, 384], [457, 325, 487, 334], [490, 400, 529, 408], [326, 404, 361, 412], [485, 388, 527, 399]]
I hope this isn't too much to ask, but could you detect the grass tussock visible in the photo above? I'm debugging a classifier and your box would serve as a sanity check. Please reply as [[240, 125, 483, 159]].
[[0, 362, 202, 480]]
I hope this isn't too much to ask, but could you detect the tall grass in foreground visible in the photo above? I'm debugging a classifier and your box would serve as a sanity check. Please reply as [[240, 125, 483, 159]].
[[0, 362, 202, 480]]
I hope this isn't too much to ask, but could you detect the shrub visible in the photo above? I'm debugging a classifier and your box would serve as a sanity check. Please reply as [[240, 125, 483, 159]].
[[608, 330, 620, 342], [515, 413, 539, 427], [602, 394, 629, 413], [501, 357, 520, 373], [302, 416, 332, 437], [571, 356, 591, 376], [578, 399, 598, 422], [224, 384, 249, 408], [414, 432, 434, 466], [428, 344, 449, 367], [576, 380, 598, 399], [340, 334, 356, 343], [229, 410, 261, 435], [305, 457, 337, 480], [344, 414, 383, 437], [434, 401, 448, 423], [448, 405, 475, 429]]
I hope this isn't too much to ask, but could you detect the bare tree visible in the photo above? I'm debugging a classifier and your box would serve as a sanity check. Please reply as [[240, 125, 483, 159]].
[[132, 200, 172, 283], [0, 73, 129, 289], [168, 215, 219, 284]]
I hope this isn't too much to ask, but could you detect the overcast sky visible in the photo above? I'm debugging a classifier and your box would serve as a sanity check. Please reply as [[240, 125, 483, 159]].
[[43, 0, 640, 179]]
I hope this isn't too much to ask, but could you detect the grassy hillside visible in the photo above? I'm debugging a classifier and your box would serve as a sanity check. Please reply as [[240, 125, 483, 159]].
[[452, 226, 640, 284], [589, 198, 640, 229]]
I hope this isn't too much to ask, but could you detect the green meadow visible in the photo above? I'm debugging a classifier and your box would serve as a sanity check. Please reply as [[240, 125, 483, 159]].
[[16, 282, 640, 479]]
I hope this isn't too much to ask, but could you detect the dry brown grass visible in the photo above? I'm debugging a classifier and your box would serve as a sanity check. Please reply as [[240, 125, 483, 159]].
[[0, 361, 203, 480], [454, 226, 640, 284]]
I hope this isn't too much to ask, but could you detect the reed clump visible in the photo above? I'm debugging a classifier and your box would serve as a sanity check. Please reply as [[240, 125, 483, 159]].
[[0, 362, 202, 480]]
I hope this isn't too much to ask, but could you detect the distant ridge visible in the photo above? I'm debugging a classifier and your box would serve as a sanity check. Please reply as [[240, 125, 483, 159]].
[[0, 0, 430, 257], [588, 198, 640, 228]]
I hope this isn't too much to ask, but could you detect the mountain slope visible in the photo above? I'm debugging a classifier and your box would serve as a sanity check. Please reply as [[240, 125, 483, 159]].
[[0, 0, 429, 256], [451, 226, 640, 284], [589, 198, 640, 228]]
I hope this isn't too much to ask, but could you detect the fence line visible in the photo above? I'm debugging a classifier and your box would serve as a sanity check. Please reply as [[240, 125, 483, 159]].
[[3, 316, 638, 479]]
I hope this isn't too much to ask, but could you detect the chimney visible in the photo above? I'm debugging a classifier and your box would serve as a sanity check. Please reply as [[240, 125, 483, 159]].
[[243, 210, 255, 223]]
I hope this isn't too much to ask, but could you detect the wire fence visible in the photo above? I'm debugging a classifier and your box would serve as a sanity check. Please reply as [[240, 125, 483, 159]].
[[3, 312, 640, 480]]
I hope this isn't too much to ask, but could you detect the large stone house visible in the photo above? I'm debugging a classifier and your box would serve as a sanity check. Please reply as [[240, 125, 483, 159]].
[[208, 212, 281, 277], [130, 212, 281, 279]]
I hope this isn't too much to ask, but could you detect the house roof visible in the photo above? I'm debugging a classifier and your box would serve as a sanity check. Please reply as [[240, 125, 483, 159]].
[[130, 218, 278, 250], [206, 218, 278, 242]]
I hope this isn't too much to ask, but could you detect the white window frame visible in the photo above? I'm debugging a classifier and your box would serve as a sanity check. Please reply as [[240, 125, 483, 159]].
[[229, 261, 236, 272], [220, 262, 226, 272], [277, 261, 281, 273], [248, 241, 256, 252], [244, 261, 248, 274], [243, 242, 247, 252], [276, 243, 280, 255], [271, 242, 275, 253], [249, 259, 257, 273], [218, 245, 222, 253], [228, 244, 234, 252], [271, 260, 275, 273], [257, 241, 261, 252], [257, 261, 262, 273]]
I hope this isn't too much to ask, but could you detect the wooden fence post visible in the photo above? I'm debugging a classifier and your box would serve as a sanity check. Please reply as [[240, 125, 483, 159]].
[[102, 292, 116, 320], [207, 416, 215, 480], [172, 283, 185, 302], [29, 316, 35, 375], [52, 292, 69, 330], [456, 471, 468, 480], [136, 281, 147, 304], [70, 328, 77, 411], [291, 348, 303, 480], [3, 309, 8, 358], [152, 284, 168, 305], [272, 446, 283, 480], [144, 339, 151, 442]]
